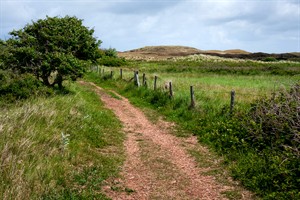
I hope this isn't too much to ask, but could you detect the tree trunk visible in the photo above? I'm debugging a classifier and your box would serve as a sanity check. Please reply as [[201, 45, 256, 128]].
[[42, 75, 51, 86], [56, 74, 63, 89]]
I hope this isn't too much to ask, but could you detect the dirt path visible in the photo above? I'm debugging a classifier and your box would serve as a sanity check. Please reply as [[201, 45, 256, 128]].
[[80, 81, 252, 200]]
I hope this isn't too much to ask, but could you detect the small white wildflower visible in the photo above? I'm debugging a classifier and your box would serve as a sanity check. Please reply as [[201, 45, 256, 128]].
[[61, 132, 70, 150], [83, 114, 90, 119]]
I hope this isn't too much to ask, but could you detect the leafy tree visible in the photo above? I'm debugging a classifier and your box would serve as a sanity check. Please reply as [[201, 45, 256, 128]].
[[103, 48, 118, 57], [0, 40, 10, 70], [3, 16, 101, 88], [97, 48, 127, 67]]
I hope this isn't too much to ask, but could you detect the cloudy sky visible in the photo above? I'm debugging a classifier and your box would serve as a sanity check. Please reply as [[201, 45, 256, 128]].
[[0, 0, 299, 53]]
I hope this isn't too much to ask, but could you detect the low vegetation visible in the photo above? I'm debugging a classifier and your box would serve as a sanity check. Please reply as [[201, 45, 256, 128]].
[[0, 83, 124, 199]]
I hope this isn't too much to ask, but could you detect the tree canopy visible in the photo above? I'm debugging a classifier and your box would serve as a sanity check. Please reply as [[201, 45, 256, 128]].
[[3, 16, 102, 88]]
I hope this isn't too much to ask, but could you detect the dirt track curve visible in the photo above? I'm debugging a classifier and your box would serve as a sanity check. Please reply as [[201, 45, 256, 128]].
[[80, 81, 252, 200]]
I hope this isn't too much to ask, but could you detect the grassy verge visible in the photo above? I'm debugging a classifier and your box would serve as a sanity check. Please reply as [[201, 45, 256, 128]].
[[0, 82, 124, 199]]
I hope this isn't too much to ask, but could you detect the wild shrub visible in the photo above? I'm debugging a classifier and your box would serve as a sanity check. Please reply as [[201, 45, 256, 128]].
[[190, 83, 300, 199], [238, 83, 300, 199], [207, 83, 300, 199], [98, 56, 127, 67], [262, 57, 278, 62], [97, 48, 127, 67], [245, 84, 300, 156], [0, 71, 53, 103]]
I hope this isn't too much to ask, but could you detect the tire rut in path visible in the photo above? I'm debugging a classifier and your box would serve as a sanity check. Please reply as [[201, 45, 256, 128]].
[[83, 82, 229, 200]]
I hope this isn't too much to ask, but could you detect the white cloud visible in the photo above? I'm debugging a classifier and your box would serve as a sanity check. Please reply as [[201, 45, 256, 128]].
[[137, 16, 159, 33], [1, 1, 35, 30], [0, 0, 299, 53]]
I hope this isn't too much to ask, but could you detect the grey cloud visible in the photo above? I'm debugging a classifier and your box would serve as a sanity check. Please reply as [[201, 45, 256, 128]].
[[0, 0, 299, 53], [106, 0, 182, 15]]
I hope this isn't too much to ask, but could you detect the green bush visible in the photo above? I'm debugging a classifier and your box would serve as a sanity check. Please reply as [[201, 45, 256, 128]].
[[98, 56, 127, 67], [262, 57, 278, 62], [0, 71, 53, 103], [96, 48, 127, 67], [245, 84, 299, 154], [239, 84, 300, 199]]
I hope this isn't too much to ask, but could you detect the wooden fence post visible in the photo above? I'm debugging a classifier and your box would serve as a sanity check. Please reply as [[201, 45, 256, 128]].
[[169, 82, 173, 98], [230, 90, 235, 115], [142, 73, 146, 85], [154, 75, 158, 90], [142, 73, 147, 88], [110, 71, 113, 79], [136, 72, 140, 87], [120, 68, 123, 79], [190, 86, 195, 108], [134, 71, 140, 87], [134, 71, 138, 82]]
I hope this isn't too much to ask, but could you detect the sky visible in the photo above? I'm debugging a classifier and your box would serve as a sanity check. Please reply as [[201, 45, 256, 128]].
[[0, 0, 299, 53]]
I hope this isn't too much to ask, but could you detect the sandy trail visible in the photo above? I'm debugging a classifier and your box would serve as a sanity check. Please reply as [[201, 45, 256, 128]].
[[80, 81, 250, 200]]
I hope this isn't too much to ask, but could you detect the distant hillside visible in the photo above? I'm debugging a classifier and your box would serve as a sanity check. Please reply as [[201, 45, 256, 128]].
[[205, 49, 251, 54], [119, 46, 203, 59], [118, 45, 300, 61], [290, 52, 300, 57], [204, 52, 300, 61]]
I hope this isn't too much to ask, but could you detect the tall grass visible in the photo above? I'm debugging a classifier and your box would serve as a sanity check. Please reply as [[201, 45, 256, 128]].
[[0, 82, 124, 199]]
